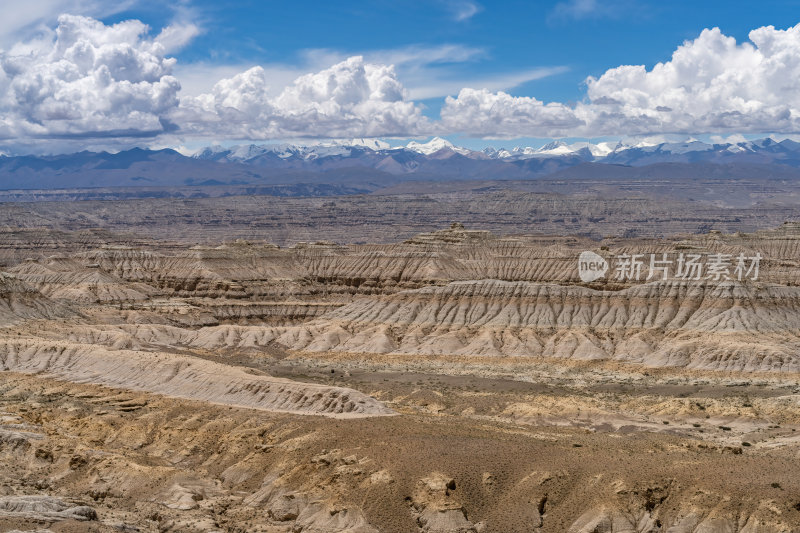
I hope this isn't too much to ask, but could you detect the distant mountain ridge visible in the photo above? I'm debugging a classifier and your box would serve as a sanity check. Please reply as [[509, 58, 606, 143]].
[[193, 136, 800, 167], [1, 136, 800, 192]]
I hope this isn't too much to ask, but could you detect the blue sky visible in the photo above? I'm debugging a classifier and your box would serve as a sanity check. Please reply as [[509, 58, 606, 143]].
[[105, 0, 800, 103], [1, 0, 800, 153]]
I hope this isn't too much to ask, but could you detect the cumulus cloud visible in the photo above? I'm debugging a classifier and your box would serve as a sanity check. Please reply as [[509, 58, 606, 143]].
[[0, 0, 138, 48], [581, 25, 800, 134], [0, 14, 180, 141], [299, 44, 522, 100], [441, 88, 583, 137], [6, 13, 800, 149], [179, 56, 430, 139], [0, 13, 429, 147], [442, 23, 800, 138]]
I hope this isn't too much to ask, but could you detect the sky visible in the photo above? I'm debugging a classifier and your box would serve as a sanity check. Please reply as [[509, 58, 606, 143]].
[[1, 0, 800, 154]]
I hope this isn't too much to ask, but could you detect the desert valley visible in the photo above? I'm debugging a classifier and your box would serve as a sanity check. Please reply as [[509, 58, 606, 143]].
[[1, 181, 800, 531]]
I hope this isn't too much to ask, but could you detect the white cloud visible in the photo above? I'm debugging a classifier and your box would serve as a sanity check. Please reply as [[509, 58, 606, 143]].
[[6, 13, 800, 150], [175, 43, 492, 103], [154, 21, 201, 54], [350, 43, 487, 68], [409, 66, 568, 100], [0, 14, 180, 141], [0, 0, 139, 48], [152, 0, 203, 54], [299, 44, 565, 100], [581, 24, 800, 135], [441, 88, 583, 138], [710, 133, 748, 144], [179, 56, 430, 139], [172, 61, 269, 97], [0, 11, 558, 146], [173, 48, 566, 140], [550, 0, 602, 20], [548, 0, 638, 22], [0, 14, 436, 146], [442, 23, 800, 138], [441, 0, 482, 22]]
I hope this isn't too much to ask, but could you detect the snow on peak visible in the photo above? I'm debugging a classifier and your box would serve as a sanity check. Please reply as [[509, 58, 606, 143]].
[[536, 140, 568, 152], [193, 136, 791, 165], [344, 138, 391, 150], [323, 138, 391, 150], [406, 137, 470, 155], [193, 145, 223, 157], [485, 140, 624, 160], [589, 141, 618, 157], [657, 139, 712, 154], [229, 144, 274, 159], [534, 141, 584, 156]]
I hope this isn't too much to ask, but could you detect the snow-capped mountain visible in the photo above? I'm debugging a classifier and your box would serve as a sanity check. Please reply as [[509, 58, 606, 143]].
[[405, 137, 472, 156], [194, 138, 393, 163], [190, 136, 800, 173], [2, 136, 800, 191]]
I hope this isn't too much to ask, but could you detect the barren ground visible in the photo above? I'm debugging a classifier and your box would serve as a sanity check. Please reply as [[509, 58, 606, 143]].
[[0, 215, 799, 532]]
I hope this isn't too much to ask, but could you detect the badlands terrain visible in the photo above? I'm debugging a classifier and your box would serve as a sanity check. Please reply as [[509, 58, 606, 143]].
[[1, 211, 800, 532]]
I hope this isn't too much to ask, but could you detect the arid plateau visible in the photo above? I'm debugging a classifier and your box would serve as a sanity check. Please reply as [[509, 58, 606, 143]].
[[0, 202, 799, 532]]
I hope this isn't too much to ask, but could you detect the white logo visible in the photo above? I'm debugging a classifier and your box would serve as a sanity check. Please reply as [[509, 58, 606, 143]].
[[578, 251, 608, 282], [576, 251, 761, 283]]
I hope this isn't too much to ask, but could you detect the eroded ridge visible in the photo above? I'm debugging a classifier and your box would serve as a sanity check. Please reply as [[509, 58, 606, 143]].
[[0, 340, 392, 418], [0, 263, 392, 418]]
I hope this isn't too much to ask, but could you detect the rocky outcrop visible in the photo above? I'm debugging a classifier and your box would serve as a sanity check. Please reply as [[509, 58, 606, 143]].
[[0, 339, 393, 418], [568, 504, 792, 533], [274, 279, 800, 372], [0, 273, 75, 326], [39, 277, 800, 373], [0, 495, 96, 522], [9, 257, 157, 303], [411, 473, 480, 533]]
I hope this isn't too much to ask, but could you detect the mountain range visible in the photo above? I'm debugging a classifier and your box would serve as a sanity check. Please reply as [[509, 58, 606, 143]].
[[1, 136, 800, 193], [194, 136, 800, 166]]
